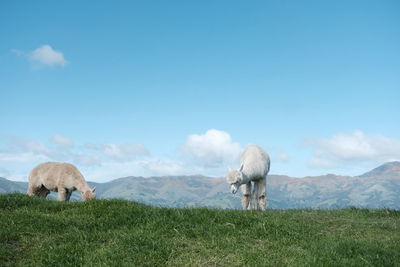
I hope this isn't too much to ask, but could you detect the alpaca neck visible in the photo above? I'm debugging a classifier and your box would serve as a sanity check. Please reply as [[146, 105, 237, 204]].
[[76, 180, 91, 193], [239, 171, 251, 185]]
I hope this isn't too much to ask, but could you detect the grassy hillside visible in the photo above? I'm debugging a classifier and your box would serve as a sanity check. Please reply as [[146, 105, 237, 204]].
[[1, 194, 399, 266]]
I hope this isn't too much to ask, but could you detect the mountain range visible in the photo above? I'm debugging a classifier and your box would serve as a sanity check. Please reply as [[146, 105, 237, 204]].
[[1, 161, 400, 209]]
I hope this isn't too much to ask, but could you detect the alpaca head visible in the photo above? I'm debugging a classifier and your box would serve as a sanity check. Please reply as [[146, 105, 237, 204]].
[[226, 169, 243, 194], [82, 187, 96, 201]]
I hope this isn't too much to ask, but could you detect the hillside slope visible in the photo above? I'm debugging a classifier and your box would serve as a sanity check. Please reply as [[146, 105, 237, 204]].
[[1, 194, 399, 266], [1, 161, 400, 209], [0, 177, 27, 194]]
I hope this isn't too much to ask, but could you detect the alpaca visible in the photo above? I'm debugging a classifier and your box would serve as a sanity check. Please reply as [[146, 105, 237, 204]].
[[226, 145, 270, 210], [27, 162, 96, 201]]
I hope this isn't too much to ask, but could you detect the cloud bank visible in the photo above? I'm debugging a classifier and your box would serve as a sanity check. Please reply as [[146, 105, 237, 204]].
[[0, 130, 243, 182], [0, 134, 148, 168], [1, 129, 291, 182], [307, 130, 400, 168]]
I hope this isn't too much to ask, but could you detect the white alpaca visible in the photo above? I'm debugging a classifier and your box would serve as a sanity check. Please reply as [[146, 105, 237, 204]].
[[226, 145, 270, 210], [27, 162, 96, 201]]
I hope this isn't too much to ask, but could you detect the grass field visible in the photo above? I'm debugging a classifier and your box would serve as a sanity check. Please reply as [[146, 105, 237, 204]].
[[1, 193, 399, 266]]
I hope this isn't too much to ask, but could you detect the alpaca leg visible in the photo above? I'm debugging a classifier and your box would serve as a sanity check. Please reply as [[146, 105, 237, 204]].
[[65, 190, 73, 202], [251, 182, 259, 210], [257, 178, 267, 210], [27, 185, 37, 196], [28, 185, 44, 197], [240, 182, 252, 210], [57, 188, 67, 201], [38, 188, 50, 199]]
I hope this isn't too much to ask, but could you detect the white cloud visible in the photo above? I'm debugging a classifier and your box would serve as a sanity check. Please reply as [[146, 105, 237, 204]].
[[102, 143, 149, 160], [181, 129, 242, 167], [50, 134, 74, 148], [29, 45, 67, 67], [307, 130, 400, 168], [1, 135, 52, 156], [272, 147, 290, 163]]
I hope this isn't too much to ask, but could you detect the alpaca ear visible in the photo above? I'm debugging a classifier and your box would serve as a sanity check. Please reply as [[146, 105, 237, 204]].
[[239, 165, 243, 172], [92, 187, 96, 193]]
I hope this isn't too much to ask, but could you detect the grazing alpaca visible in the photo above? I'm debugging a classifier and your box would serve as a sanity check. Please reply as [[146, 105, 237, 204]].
[[27, 162, 96, 201], [226, 145, 270, 210]]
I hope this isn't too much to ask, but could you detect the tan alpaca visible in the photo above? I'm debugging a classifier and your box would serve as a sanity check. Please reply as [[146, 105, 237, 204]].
[[27, 162, 96, 201]]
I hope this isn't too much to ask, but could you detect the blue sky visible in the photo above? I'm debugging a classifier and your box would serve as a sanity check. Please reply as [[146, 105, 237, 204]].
[[1, 0, 399, 182]]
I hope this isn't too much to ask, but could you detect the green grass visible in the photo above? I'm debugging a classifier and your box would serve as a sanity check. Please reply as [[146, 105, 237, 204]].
[[1, 194, 399, 266]]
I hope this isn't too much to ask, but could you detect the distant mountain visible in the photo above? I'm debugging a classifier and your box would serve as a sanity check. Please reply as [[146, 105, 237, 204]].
[[358, 161, 400, 179], [1, 162, 400, 209], [0, 177, 26, 194], [85, 175, 241, 208]]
